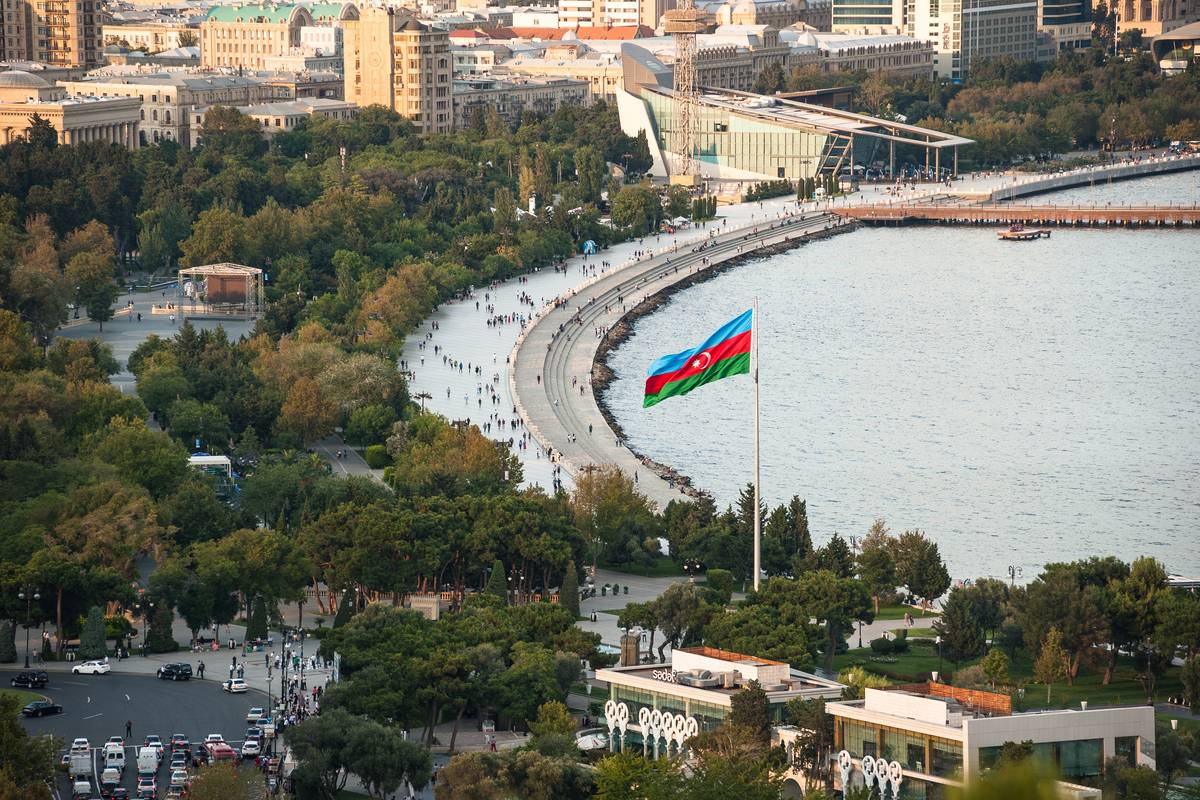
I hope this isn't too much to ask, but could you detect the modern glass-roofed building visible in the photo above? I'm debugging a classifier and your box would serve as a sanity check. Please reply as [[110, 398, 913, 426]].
[[595, 646, 843, 757], [616, 42, 972, 182]]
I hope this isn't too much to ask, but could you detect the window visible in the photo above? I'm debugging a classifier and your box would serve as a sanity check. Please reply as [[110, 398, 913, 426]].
[[1115, 737, 1137, 768]]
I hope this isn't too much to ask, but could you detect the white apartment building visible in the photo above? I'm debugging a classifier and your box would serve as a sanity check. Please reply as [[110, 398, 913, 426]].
[[818, 683, 1154, 799], [904, 0, 1038, 78], [556, 0, 674, 27]]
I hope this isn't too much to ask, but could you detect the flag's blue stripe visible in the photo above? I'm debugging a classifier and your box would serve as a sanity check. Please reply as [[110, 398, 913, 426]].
[[646, 309, 752, 378]]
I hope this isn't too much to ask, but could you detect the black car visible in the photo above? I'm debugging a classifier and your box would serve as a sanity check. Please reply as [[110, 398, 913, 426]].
[[10, 670, 49, 688], [21, 700, 63, 717], [157, 663, 193, 681]]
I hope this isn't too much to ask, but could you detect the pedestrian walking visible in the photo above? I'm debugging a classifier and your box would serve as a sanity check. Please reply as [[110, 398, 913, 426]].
[[125, 720, 132, 739], [197, 661, 205, 679]]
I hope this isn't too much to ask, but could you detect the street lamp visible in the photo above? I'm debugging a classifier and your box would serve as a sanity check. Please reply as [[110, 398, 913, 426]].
[[682, 560, 701, 582], [18, 586, 40, 669], [936, 635, 944, 675], [1006, 565, 1022, 587]]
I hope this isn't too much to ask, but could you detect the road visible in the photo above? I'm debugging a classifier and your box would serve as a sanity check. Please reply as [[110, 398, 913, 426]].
[[512, 211, 850, 509], [5, 669, 263, 798]]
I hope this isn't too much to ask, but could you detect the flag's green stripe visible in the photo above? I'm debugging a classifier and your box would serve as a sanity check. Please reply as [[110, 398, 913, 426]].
[[643, 352, 750, 408]]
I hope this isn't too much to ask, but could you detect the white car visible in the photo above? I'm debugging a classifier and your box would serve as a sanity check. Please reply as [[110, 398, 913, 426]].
[[72, 660, 111, 675], [204, 734, 224, 745], [169, 768, 189, 788], [70, 738, 90, 753], [221, 678, 247, 693], [241, 739, 261, 758], [246, 707, 264, 723]]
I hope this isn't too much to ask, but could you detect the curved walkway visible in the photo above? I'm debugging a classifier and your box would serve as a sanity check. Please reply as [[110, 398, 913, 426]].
[[510, 211, 852, 508]]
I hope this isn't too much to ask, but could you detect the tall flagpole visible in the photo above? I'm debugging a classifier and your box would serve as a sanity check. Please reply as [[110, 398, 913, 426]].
[[753, 297, 761, 592]]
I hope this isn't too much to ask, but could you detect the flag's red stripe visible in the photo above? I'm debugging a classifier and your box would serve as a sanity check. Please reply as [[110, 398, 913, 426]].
[[643, 330, 752, 397]]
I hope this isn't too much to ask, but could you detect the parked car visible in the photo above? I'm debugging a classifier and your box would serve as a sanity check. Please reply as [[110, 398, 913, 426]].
[[246, 706, 264, 723], [156, 663, 192, 681], [21, 700, 63, 717], [221, 678, 247, 693], [73, 660, 111, 675], [10, 670, 49, 688]]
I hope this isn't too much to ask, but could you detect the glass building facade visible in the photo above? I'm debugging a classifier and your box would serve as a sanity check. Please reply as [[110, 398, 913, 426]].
[[836, 718, 963, 800], [641, 90, 841, 181], [978, 739, 1103, 779], [609, 684, 789, 734]]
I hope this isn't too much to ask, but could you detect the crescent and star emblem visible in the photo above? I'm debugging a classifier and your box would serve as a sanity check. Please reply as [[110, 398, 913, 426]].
[[690, 351, 712, 370]]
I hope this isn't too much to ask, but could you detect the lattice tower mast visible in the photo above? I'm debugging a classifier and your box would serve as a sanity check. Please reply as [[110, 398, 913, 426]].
[[662, 0, 706, 185]]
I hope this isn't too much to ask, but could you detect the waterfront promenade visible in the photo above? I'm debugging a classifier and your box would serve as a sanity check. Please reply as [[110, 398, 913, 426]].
[[510, 211, 849, 509]]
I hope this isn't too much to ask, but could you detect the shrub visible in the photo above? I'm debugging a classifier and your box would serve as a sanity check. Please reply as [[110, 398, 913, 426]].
[[146, 605, 178, 653], [79, 606, 107, 659], [892, 629, 910, 653], [363, 444, 391, 468], [0, 621, 15, 663], [952, 664, 989, 690], [869, 637, 894, 655]]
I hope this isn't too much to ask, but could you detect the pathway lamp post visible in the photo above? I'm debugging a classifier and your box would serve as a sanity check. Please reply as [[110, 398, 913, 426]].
[[936, 635, 943, 676], [1007, 565, 1022, 587], [134, 599, 154, 655], [18, 586, 39, 668]]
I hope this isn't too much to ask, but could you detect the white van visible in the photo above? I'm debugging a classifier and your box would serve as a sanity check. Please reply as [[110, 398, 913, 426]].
[[104, 743, 125, 771], [100, 767, 121, 795], [137, 745, 158, 777], [70, 778, 91, 799]]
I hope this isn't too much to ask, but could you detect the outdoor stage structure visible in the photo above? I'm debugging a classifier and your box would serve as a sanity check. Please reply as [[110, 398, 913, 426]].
[[176, 263, 265, 319]]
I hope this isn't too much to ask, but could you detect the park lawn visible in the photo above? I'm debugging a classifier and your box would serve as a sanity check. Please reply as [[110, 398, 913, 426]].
[[598, 556, 683, 578], [1, 688, 43, 707], [873, 604, 939, 621], [596, 609, 624, 616], [835, 645, 1184, 712], [1157, 712, 1199, 736], [893, 627, 937, 637]]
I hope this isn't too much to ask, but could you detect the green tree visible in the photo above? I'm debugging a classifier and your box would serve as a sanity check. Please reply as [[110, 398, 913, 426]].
[[166, 398, 232, 451], [345, 724, 431, 800], [146, 604, 177, 653], [528, 700, 576, 745], [728, 681, 771, 745], [560, 561, 580, 618], [933, 587, 986, 664], [856, 543, 896, 614], [345, 403, 396, 447], [980, 648, 1011, 689], [484, 560, 508, 602], [891, 530, 950, 607], [332, 589, 356, 628], [0, 620, 15, 663], [610, 185, 662, 235], [79, 605, 107, 659], [91, 417, 189, 498], [246, 596, 268, 640], [0, 694, 59, 792], [1033, 626, 1067, 703], [65, 251, 119, 331], [1182, 655, 1200, 714], [797, 569, 874, 673], [201, 105, 267, 158], [593, 752, 682, 800]]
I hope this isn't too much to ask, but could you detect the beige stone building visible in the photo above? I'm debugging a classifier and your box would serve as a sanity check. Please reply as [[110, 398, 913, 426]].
[[102, 22, 196, 52], [784, 30, 934, 76], [201, 4, 314, 69], [557, 0, 675, 28], [0, 0, 103, 67], [189, 97, 357, 144], [58, 73, 290, 146], [342, 6, 452, 133], [0, 70, 139, 145], [1113, 0, 1200, 36], [452, 74, 589, 127]]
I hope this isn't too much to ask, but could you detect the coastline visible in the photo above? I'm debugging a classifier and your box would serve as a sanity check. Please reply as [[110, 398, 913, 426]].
[[590, 223, 858, 498]]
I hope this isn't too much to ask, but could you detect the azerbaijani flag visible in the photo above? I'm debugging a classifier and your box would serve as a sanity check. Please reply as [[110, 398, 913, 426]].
[[643, 309, 752, 408]]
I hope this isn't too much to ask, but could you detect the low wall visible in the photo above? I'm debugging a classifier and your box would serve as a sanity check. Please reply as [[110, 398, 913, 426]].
[[989, 153, 1200, 201]]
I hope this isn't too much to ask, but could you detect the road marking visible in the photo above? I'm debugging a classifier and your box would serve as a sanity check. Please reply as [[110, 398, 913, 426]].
[[86, 696, 91, 704], [125, 694, 130, 701], [83, 713, 102, 720]]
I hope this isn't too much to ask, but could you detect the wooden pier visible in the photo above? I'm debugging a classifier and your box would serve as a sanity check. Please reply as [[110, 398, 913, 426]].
[[833, 204, 1200, 227]]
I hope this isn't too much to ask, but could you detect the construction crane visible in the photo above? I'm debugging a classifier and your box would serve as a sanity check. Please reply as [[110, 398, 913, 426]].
[[662, 0, 706, 187]]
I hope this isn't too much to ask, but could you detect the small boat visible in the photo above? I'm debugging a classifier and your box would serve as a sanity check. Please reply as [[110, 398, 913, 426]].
[[998, 223, 1051, 241]]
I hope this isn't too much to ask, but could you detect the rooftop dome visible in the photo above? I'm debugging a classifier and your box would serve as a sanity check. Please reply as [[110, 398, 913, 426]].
[[0, 70, 50, 89]]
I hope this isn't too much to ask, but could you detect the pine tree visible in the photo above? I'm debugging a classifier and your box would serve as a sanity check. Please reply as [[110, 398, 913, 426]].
[[332, 589, 356, 628], [933, 588, 985, 665], [79, 606, 107, 659], [146, 605, 177, 653], [789, 497, 813, 563], [0, 620, 16, 663], [561, 561, 580, 619], [484, 559, 508, 603]]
